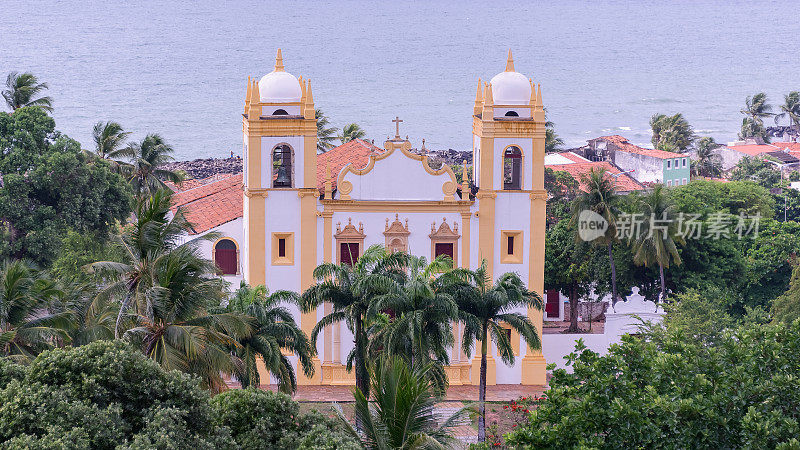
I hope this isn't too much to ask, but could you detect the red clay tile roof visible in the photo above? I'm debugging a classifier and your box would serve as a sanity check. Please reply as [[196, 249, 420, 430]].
[[166, 173, 238, 193], [559, 151, 591, 163], [773, 142, 800, 158], [598, 135, 682, 160], [170, 173, 243, 235], [725, 143, 780, 157], [548, 161, 645, 192], [317, 139, 383, 193]]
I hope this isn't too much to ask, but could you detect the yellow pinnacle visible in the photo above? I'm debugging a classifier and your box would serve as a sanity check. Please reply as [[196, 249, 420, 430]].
[[475, 78, 483, 103], [505, 49, 515, 72], [274, 48, 285, 72]]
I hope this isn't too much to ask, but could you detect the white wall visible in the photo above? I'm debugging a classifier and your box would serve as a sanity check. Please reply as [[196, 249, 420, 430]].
[[193, 217, 245, 290], [341, 150, 455, 201], [264, 190, 302, 292]]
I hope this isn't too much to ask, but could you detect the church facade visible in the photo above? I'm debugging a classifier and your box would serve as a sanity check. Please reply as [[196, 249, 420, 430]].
[[240, 50, 547, 386]]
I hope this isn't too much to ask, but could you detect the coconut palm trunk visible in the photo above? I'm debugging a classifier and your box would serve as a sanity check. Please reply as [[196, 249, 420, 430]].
[[354, 315, 369, 399], [477, 322, 489, 443], [659, 263, 666, 303], [608, 242, 618, 306]]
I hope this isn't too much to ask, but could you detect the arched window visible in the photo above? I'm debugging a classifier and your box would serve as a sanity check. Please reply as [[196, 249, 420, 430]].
[[503, 146, 522, 190], [504, 110, 519, 117], [273, 144, 293, 187], [272, 109, 288, 115], [214, 239, 238, 275]]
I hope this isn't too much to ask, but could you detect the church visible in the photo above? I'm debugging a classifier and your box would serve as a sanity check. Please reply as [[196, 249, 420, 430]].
[[175, 49, 548, 386]]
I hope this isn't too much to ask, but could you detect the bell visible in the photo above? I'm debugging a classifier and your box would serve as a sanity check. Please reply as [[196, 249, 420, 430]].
[[275, 165, 291, 187]]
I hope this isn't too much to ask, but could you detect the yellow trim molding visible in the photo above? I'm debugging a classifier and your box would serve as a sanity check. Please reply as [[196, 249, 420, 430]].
[[271, 232, 294, 265], [500, 230, 523, 264]]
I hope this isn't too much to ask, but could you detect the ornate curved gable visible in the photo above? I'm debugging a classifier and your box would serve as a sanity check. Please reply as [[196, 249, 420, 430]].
[[337, 138, 458, 201]]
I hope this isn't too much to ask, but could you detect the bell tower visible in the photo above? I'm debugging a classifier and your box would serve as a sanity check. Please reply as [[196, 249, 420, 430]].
[[472, 50, 547, 385], [242, 50, 320, 383]]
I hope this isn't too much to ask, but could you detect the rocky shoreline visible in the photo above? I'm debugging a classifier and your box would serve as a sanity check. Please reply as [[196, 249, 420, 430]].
[[163, 157, 243, 179]]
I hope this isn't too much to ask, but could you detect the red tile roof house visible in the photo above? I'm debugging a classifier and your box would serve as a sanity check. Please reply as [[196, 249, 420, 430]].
[[717, 138, 800, 171], [544, 151, 645, 194], [168, 173, 246, 287], [582, 135, 691, 187]]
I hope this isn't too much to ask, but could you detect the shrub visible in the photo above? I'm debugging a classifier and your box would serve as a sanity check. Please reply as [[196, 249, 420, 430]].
[[211, 388, 359, 449], [505, 321, 800, 448], [0, 358, 26, 389], [0, 340, 230, 449]]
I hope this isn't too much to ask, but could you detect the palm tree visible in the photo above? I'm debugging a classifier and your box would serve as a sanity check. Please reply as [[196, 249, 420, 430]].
[[112, 133, 181, 196], [223, 283, 315, 393], [0, 260, 67, 363], [545, 109, 564, 152], [89, 190, 213, 337], [316, 109, 339, 152], [301, 245, 406, 401], [2, 72, 53, 112], [650, 113, 696, 153], [571, 168, 622, 307], [121, 245, 249, 392], [56, 283, 119, 347], [741, 92, 774, 128], [630, 185, 685, 303], [339, 123, 366, 144], [739, 116, 769, 142], [692, 137, 723, 178], [93, 121, 131, 159], [775, 91, 800, 133], [367, 255, 457, 392], [450, 262, 542, 442], [338, 356, 466, 449]]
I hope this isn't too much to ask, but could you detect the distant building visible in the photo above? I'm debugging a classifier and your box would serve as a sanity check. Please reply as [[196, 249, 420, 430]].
[[582, 135, 690, 187], [718, 139, 800, 170], [544, 151, 645, 194]]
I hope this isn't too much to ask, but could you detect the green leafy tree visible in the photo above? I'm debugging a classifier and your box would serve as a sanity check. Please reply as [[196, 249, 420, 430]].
[[0, 260, 67, 363], [740, 92, 774, 142], [572, 167, 622, 306], [505, 321, 800, 448], [2, 72, 53, 112], [692, 137, 723, 178], [339, 123, 366, 144], [450, 262, 542, 442], [367, 254, 457, 391], [771, 261, 800, 324], [730, 156, 781, 189], [630, 185, 685, 302], [92, 120, 131, 159], [315, 108, 338, 152], [0, 340, 232, 448], [222, 283, 315, 393], [301, 245, 406, 400], [650, 113, 696, 152], [775, 91, 800, 133], [112, 133, 182, 196], [0, 108, 133, 266], [339, 356, 466, 449]]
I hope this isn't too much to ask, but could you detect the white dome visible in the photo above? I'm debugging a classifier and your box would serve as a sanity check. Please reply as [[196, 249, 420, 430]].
[[490, 70, 531, 106], [258, 70, 302, 103]]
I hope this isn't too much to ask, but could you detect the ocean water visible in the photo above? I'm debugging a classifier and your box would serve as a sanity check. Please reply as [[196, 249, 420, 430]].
[[1, 0, 797, 159]]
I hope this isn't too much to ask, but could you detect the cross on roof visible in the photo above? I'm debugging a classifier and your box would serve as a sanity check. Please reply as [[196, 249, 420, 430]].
[[392, 116, 403, 139]]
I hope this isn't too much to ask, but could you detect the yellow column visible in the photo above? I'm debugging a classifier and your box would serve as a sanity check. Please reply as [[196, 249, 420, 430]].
[[244, 193, 266, 286], [298, 190, 321, 384], [477, 191, 495, 280], [460, 211, 471, 269], [521, 128, 548, 385]]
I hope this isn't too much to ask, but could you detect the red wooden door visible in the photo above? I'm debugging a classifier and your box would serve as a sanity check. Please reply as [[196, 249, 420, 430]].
[[545, 289, 560, 318], [214, 239, 237, 275]]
